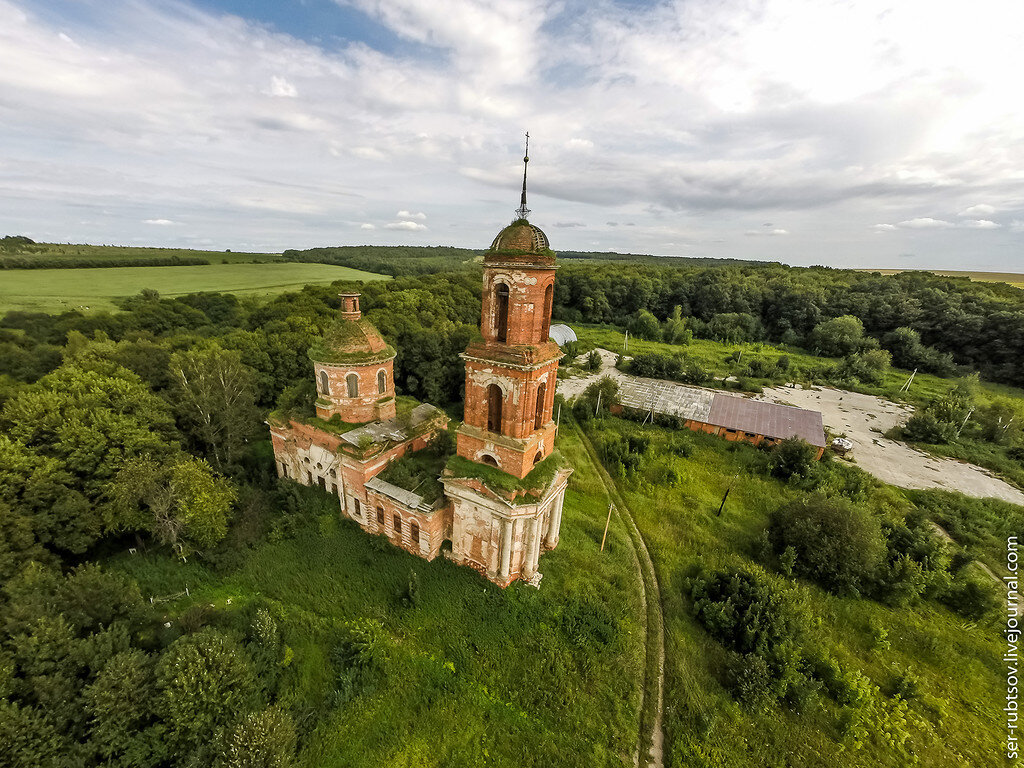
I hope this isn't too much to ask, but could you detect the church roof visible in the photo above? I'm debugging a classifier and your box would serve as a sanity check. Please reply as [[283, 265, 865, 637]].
[[486, 219, 555, 267], [308, 316, 395, 366], [490, 219, 550, 252]]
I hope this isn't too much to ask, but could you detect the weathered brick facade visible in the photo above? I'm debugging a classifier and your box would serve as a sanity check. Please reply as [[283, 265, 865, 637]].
[[448, 217, 572, 586], [309, 293, 397, 424], [268, 174, 572, 589]]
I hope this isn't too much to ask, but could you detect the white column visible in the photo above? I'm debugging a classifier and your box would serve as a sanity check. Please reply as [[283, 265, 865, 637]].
[[545, 490, 564, 548], [499, 518, 514, 580], [524, 516, 541, 576], [529, 514, 543, 573]]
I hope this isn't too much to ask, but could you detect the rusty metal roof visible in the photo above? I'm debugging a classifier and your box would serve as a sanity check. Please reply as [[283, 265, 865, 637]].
[[707, 394, 826, 447]]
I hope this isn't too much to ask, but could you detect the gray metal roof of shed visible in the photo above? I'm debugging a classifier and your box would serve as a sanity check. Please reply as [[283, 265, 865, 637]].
[[707, 394, 826, 447]]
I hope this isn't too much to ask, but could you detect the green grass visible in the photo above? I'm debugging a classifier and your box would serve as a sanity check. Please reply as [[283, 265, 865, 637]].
[[580, 416, 1005, 767], [0, 262, 390, 313], [445, 451, 566, 501], [106, 429, 646, 767]]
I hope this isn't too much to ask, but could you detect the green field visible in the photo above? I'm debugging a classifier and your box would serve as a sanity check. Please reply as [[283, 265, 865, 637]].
[[0, 241, 280, 264], [863, 268, 1024, 288], [575, 418, 1005, 766], [0, 263, 389, 313]]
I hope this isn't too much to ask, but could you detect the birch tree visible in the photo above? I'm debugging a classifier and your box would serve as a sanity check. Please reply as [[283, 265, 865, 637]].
[[169, 345, 259, 472]]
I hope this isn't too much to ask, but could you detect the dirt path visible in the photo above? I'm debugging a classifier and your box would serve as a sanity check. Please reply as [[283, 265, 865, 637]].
[[758, 386, 1024, 506], [577, 427, 665, 768]]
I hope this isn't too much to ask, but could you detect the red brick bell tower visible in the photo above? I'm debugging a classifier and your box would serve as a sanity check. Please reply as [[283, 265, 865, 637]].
[[455, 141, 561, 480]]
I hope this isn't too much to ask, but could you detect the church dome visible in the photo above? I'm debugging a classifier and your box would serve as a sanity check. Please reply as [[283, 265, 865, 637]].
[[486, 219, 555, 267], [490, 219, 550, 253], [308, 294, 396, 366]]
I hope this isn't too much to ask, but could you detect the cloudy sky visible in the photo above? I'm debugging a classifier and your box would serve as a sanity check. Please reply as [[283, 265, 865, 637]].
[[2, 0, 1023, 270]]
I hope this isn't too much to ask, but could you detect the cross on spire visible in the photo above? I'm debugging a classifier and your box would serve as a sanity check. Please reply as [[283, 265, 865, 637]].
[[515, 132, 530, 220]]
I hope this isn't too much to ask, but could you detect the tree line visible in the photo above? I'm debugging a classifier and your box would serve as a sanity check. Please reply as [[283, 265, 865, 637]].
[[552, 262, 1024, 385]]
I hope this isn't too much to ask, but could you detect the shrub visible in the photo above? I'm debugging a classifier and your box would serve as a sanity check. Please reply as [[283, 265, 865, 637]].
[[902, 411, 957, 444], [767, 495, 885, 595], [586, 350, 602, 371], [808, 315, 868, 357], [941, 578, 1000, 621], [767, 438, 817, 480], [687, 566, 816, 710], [628, 309, 662, 341]]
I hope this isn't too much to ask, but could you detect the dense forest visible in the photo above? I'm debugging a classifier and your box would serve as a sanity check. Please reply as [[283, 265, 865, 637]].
[[550, 262, 1024, 385]]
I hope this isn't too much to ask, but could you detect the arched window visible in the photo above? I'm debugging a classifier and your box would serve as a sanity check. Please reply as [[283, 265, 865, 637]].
[[319, 370, 330, 395], [486, 383, 503, 433], [534, 382, 546, 430], [347, 373, 359, 398], [542, 283, 553, 340], [534, 451, 543, 464], [376, 506, 385, 526], [393, 514, 402, 537], [494, 283, 509, 342], [481, 453, 499, 466], [410, 521, 420, 545], [377, 369, 387, 394]]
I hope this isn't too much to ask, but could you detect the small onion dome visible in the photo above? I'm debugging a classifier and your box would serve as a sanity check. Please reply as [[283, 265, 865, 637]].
[[486, 219, 555, 267], [308, 315, 396, 366]]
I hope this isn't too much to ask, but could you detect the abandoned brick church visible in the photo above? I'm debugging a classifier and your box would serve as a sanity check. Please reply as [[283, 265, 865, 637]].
[[269, 157, 572, 587]]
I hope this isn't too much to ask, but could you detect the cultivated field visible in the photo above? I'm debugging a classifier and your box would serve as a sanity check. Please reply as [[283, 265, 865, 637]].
[[0, 241, 280, 264], [864, 268, 1024, 288], [0, 263, 389, 313]]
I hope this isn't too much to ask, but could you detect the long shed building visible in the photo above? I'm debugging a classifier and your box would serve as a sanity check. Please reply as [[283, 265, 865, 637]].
[[611, 375, 826, 458]]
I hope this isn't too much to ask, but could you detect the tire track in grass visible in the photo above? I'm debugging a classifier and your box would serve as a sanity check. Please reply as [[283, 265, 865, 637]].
[[576, 426, 665, 768]]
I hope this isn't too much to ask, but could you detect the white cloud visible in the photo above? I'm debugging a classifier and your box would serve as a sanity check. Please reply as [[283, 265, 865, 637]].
[[396, 210, 427, 221], [565, 138, 594, 151], [359, 223, 375, 230], [1, 0, 1024, 268], [897, 218, 953, 229], [385, 220, 427, 231], [142, 218, 175, 225], [268, 76, 298, 98], [958, 203, 996, 216], [745, 227, 789, 236]]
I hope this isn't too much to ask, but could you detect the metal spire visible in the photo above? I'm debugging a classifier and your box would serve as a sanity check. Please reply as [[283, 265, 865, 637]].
[[515, 132, 530, 220]]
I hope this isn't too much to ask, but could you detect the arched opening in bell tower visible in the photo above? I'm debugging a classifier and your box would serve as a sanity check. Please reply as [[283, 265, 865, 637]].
[[487, 383, 503, 433], [534, 382, 546, 429], [319, 370, 330, 395], [494, 283, 509, 342]]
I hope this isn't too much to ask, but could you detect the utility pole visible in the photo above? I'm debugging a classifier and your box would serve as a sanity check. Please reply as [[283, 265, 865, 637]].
[[899, 368, 917, 393], [716, 474, 738, 516], [600, 502, 614, 552], [556, 403, 561, 436], [595, 389, 602, 417], [624, 330, 629, 352], [956, 407, 975, 438]]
